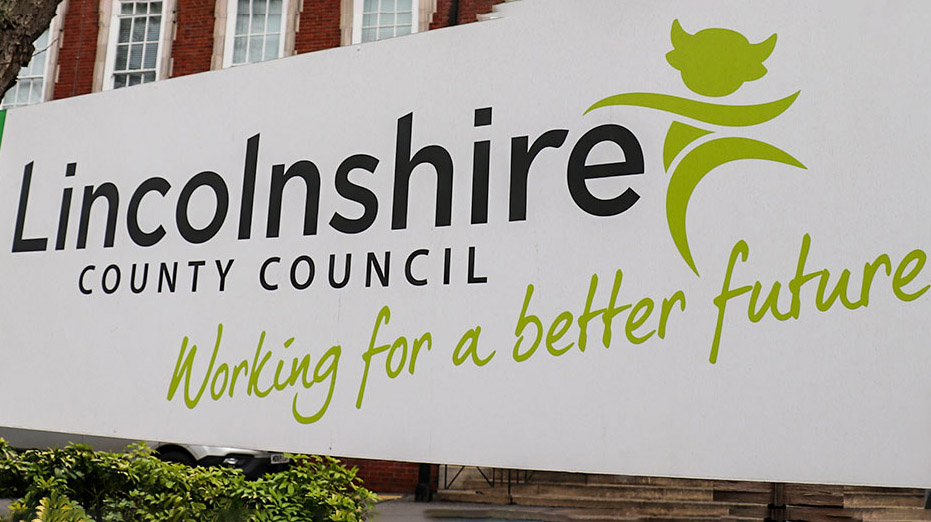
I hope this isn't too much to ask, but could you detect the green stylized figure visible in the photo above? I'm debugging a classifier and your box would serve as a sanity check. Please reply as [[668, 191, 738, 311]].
[[586, 20, 806, 276]]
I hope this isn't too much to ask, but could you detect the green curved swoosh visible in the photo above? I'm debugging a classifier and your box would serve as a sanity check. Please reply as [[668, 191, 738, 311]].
[[585, 92, 800, 127], [0, 110, 6, 154], [668, 137, 806, 276]]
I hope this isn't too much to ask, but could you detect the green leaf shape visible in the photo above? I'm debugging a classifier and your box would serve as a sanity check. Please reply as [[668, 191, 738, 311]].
[[584, 91, 800, 127], [666, 137, 806, 276], [663, 121, 712, 171], [0, 109, 6, 154]]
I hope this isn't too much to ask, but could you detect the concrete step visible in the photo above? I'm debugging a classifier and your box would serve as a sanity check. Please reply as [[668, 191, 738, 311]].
[[441, 469, 716, 491], [784, 505, 860, 522], [712, 481, 773, 505], [510, 496, 731, 515], [785, 483, 845, 507], [445, 482, 712, 502], [425, 505, 571, 522], [436, 489, 513, 505], [510, 484, 712, 502], [855, 508, 931, 522], [559, 512, 761, 522], [437, 468, 931, 522], [846, 493, 926, 509], [522, 472, 716, 489], [437, 489, 768, 518]]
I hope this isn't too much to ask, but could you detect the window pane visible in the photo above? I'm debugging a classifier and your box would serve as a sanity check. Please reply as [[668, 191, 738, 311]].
[[397, 0, 411, 9], [129, 43, 144, 69], [235, 12, 249, 34], [132, 17, 146, 42], [382, 0, 395, 11], [147, 16, 161, 41], [362, 28, 376, 42], [233, 36, 247, 63], [248, 35, 263, 62], [4, 27, 52, 106], [33, 29, 50, 52], [31, 50, 47, 73], [363, 0, 377, 12], [362, 13, 376, 27], [267, 13, 281, 32], [19, 59, 35, 77], [118, 18, 132, 43], [115, 45, 129, 70], [16, 81, 29, 104], [252, 0, 265, 15], [380, 13, 394, 26], [396, 24, 410, 36], [143, 43, 157, 68], [30, 78, 43, 103], [378, 26, 393, 39], [397, 12, 411, 26], [3, 85, 17, 107], [7, 85, 19, 106], [250, 10, 265, 33], [268, 0, 281, 15], [264, 33, 279, 60], [113, 1, 162, 87]]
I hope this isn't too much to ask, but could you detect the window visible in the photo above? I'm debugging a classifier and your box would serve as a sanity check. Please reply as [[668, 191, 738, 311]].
[[223, 0, 288, 66], [2, 26, 56, 108], [103, 0, 169, 89], [352, 0, 418, 43]]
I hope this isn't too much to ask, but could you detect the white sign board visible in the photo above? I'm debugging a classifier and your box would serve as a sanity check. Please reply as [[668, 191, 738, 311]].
[[0, 0, 928, 488]]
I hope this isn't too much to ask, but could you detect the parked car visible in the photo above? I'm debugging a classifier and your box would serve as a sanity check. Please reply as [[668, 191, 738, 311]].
[[0, 427, 289, 479]]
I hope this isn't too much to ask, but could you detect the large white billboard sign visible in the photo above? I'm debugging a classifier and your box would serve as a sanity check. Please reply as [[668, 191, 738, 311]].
[[0, 0, 928, 487]]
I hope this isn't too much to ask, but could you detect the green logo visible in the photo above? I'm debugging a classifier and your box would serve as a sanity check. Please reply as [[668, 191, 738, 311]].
[[586, 20, 806, 276], [0, 109, 6, 154]]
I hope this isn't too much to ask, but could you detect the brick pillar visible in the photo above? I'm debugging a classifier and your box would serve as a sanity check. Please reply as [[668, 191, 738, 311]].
[[338, 457, 439, 494], [171, 0, 216, 77], [53, 0, 100, 99], [294, 0, 341, 54], [430, 0, 454, 29], [457, 0, 503, 24], [431, 0, 504, 30]]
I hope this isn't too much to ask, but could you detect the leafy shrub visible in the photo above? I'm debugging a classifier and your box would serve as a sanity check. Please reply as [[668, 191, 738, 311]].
[[0, 440, 376, 522]]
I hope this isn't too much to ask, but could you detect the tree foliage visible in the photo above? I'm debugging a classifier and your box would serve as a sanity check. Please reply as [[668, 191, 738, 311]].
[[0, 440, 377, 522], [0, 0, 62, 100]]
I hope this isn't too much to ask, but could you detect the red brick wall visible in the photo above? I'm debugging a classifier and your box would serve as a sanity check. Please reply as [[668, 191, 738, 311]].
[[430, 0, 454, 29], [294, 0, 341, 54], [459, 0, 504, 24], [53, 0, 100, 99], [171, 0, 216, 77], [432, 0, 504, 29], [339, 457, 439, 494], [49, 0, 505, 99]]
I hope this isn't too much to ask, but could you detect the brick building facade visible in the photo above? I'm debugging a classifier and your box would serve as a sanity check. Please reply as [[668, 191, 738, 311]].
[[4, 0, 504, 106], [2, 0, 503, 494]]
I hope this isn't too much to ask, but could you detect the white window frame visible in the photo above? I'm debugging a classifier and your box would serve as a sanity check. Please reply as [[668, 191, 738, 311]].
[[221, 0, 291, 67], [350, 0, 420, 44], [100, 0, 175, 91], [1, 7, 65, 108]]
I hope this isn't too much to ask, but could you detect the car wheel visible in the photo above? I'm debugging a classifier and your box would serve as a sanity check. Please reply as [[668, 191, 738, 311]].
[[158, 449, 195, 467]]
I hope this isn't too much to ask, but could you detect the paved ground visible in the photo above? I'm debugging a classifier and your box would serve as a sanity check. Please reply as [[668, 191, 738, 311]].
[[2, 494, 566, 521], [371, 495, 570, 521]]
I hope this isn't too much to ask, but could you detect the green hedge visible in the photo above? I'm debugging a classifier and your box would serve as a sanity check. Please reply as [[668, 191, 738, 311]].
[[0, 440, 376, 522]]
